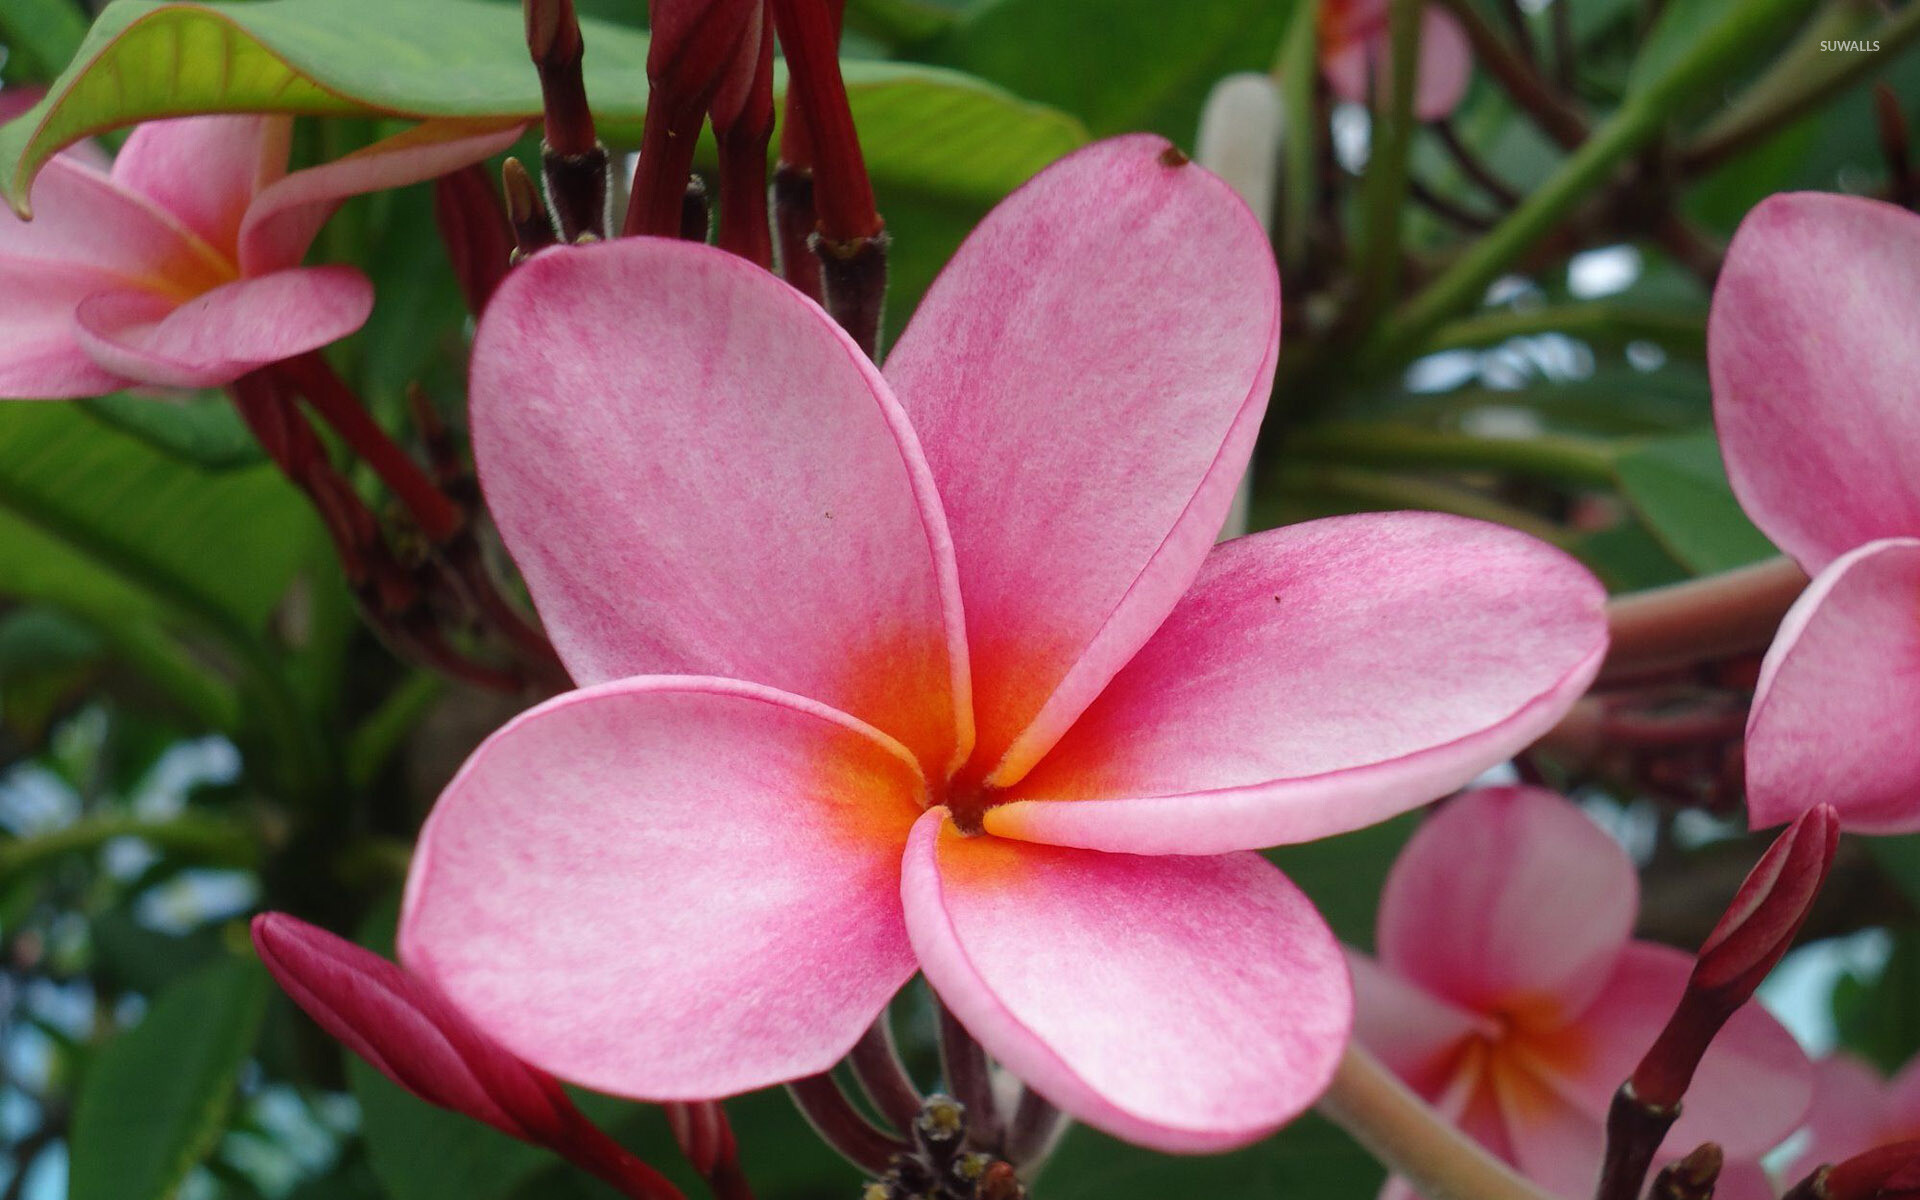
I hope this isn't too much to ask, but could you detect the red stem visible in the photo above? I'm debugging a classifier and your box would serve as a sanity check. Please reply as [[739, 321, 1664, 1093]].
[[274, 353, 465, 544], [769, 0, 879, 243]]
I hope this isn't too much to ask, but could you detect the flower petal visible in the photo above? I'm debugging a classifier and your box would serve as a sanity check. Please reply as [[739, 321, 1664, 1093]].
[[1711, 192, 1920, 572], [112, 116, 290, 255], [1348, 949, 1495, 1094], [1495, 1083, 1605, 1200], [0, 258, 132, 398], [1322, 7, 1472, 122], [901, 809, 1349, 1152], [1788, 1054, 1891, 1178], [400, 676, 926, 1100], [882, 134, 1280, 787], [1554, 943, 1812, 1159], [1414, 7, 1472, 121], [469, 238, 970, 776], [71, 266, 373, 390], [1376, 787, 1636, 1024], [0, 153, 229, 288], [985, 513, 1607, 855], [240, 118, 521, 276], [1744, 538, 1920, 833]]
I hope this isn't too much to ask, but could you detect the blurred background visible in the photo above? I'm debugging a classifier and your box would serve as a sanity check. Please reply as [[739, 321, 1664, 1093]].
[[2, 0, 1918, 1196]]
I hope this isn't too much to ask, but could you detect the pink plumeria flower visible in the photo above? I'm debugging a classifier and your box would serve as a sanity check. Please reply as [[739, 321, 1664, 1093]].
[[1320, 0, 1473, 122], [1350, 786, 1811, 1199], [1782, 1053, 1920, 1182], [0, 113, 518, 399], [1711, 193, 1920, 834], [398, 135, 1607, 1152]]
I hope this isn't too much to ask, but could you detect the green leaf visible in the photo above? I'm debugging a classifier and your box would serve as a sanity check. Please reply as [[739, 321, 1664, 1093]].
[[1628, 0, 1815, 103], [1040, 1112, 1380, 1200], [0, 402, 323, 639], [1832, 925, 1920, 1075], [2, 0, 1086, 216], [69, 957, 271, 1200], [80, 392, 265, 470], [1613, 430, 1778, 575], [0, 0, 90, 84], [921, 0, 1294, 140], [1267, 813, 1418, 952], [351, 1060, 555, 1200]]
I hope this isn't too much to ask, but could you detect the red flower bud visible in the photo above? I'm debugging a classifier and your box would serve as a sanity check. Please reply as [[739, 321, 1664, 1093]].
[[433, 164, 515, 315]]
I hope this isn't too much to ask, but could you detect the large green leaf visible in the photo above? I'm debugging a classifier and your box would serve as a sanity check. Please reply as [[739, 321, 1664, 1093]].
[[1, 0, 1086, 215], [1613, 430, 1777, 576], [69, 957, 271, 1200], [0, 403, 324, 639], [1041, 1112, 1380, 1200], [921, 0, 1294, 140]]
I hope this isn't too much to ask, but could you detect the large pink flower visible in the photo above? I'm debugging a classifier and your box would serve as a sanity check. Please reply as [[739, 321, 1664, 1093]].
[[398, 135, 1608, 1152], [1320, 0, 1473, 122], [1350, 787, 1811, 1199], [0, 114, 518, 398], [1711, 193, 1920, 833]]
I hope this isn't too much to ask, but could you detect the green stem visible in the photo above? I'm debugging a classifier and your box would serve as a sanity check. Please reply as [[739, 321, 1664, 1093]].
[[1424, 302, 1706, 355], [0, 813, 256, 885], [1273, 0, 1321, 275], [1354, 0, 1424, 327], [1290, 421, 1622, 486], [1319, 1044, 1554, 1200], [1271, 463, 1576, 546], [1685, 0, 1920, 172], [345, 670, 444, 790], [1366, 0, 1820, 365]]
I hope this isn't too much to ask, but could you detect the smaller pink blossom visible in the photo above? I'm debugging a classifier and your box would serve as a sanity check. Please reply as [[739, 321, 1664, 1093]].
[[0, 113, 518, 399], [1710, 193, 1920, 833], [1320, 0, 1473, 122], [1349, 786, 1812, 1200]]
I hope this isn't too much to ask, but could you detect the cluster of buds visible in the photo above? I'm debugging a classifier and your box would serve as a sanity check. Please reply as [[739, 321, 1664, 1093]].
[[499, 0, 886, 354], [863, 1095, 1026, 1200]]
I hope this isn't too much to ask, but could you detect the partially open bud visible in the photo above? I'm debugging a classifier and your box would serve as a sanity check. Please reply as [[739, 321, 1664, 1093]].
[[252, 913, 574, 1142], [1650, 1143, 1722, 1200], [252, 914, 682, 1200], [1632, 803, 1839, 1109], [625, 0, 765, 238]]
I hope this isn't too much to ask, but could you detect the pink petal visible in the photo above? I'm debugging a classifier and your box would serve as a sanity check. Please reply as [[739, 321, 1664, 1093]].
[[1555, 944, 1811, 1160], [1320, 6, 1472, 122], [1494, 1081, 1605, 1200], [400, 676, 926, 1100], [469, 238, 970, 776], [1789, 1054, 1892, 1178], [112, 116, 291, 255], [240, 119, 522, 275], [900, 809, 1350, 1152], [0, 258, 133, 398], [1414, 7, 1473, 121], [1744, 538, 1920, 833], [984, 514, 1608, 855], [1705, 1162, 1780, 1200], [1711, 193, 1920, 572], [1347, 949, 1496, 1095], [1375, 787, 1636, 1025], [881, 134, 1280, 787], [71, 266, 373, 389], [0, 153, 230, 286]]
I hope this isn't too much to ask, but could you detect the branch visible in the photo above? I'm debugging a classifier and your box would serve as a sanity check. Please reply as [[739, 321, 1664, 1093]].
[[1317, 1043, 1555, 1200]]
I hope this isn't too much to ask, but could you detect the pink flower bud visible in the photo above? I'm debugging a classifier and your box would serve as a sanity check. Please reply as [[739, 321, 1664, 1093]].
[[251, 912, 575, 1143]]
